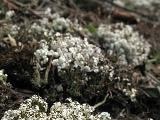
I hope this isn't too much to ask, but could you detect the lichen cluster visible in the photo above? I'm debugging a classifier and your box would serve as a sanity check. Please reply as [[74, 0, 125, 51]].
[[97, 23, 151, 65], [114, 0, 160, 7], [0, 70, 8, 86], [34, 32, 110, 73], [0, 7, 148, 119], [2, 95, 111, 120], [33, 32, 116, 99], [33, 31, 136, 102], [0, 9, 138, 101], [0, 8, 81, 43]]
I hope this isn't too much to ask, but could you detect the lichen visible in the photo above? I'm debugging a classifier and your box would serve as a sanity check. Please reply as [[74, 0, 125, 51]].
[[2, 95, 111, 120], [34, 32, 137, 102], [34, 32, 110, 73], [5, 10, 15, 20], [33, 32, 114, 96], [0, 69, 8, 86], [97, 23, 151, 66], [0, 8, 138, 103], [114, 0, 160, 7]]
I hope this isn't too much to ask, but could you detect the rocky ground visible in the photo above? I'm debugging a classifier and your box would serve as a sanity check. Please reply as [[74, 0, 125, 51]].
[[0, 0, 160, 120]]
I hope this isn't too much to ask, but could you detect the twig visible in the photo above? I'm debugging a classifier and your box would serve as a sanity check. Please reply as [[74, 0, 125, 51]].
[[3, 0, 43, 18], [88, 0, 159, 24], [146, 72, 160, 84], [44, 56, 53, 85], [3, 0, 19, 10], [67, 0, 79, 10], [93, 94, 109, 109]]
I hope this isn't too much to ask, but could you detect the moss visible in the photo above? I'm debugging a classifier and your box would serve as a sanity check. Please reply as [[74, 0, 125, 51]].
[[150, 52, 160, 64], [86, 23, 97, 33]]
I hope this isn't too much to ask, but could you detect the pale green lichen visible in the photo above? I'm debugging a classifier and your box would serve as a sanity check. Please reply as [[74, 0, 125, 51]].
[[2, 95, 111, 120], [114, 0, 160, 7], [34, 32, 137, 102], [34, 32, 110, 73], [97, 23, 151, 66], [0, 69, 8, 86], [0, 8, 138, 102], [33, 32, 115, 97]]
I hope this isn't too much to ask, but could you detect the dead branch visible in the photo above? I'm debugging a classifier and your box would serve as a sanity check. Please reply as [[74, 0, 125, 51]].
[[88, 0, 159, 24]]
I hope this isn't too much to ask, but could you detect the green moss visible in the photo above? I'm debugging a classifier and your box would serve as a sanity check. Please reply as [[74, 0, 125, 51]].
[[86, 23, 97, 33], [153, 52, 160, 64], [148, 52, 160, 64], [124, 2, 137, 10]]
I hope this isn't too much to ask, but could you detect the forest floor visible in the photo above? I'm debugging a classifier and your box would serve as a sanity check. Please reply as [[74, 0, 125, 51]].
[[0, 0, 160, 120]]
